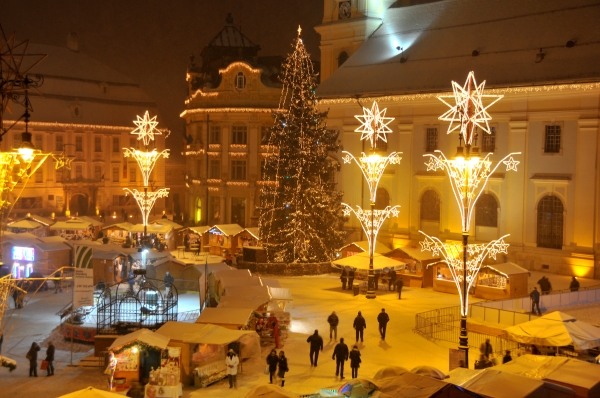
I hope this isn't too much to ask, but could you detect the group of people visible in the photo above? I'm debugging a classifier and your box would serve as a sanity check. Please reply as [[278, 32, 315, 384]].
[[266, 349, 288, 387], [340, 269, 404, 299], [26, 341, 54, 377]]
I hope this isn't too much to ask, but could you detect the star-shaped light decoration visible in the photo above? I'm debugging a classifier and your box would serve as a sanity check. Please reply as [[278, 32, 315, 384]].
[[131, 111, 161, 146], [354, 101, 394, 149], [503, 156, 520, 172], [438, 72, 503, 145], [53, 153, 74, 170]]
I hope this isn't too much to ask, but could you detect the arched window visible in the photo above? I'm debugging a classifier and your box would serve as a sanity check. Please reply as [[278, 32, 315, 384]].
[[338, 51, 349, 67], [235, 72, 246, 90], [420, 190, 440, 222], [475, 194, 498, 227], [537, 195, 563, 249], [374, 188, 389, 210]]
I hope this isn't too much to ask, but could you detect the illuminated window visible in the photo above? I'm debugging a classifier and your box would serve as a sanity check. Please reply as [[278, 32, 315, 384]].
[[209, 125, 221, 144], [112, 137, 120, 152], [235, 72, 246, 90], [209, 160, 221, 179], [231, 125, 247, 144], [537, 195, 563, 249], [544, 125, 561, 153], [231, 160, 246, 180], [475, 193, 498, 227], [420, 189, 440, 222], [425, 128, 438, 152], [94, 136, 102, 152], [482, 127, 496, 153], [55, 135, 63, 151], [75, 136, 83, 152]]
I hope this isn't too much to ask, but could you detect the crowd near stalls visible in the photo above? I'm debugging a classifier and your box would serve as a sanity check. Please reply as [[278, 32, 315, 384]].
[[101, 222, 134, 245], [386, 246, 439, 288], [50, 217, 96, 240]]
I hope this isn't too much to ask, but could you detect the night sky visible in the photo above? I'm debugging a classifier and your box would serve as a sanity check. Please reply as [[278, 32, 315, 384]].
[[0, 0, 323, 158]]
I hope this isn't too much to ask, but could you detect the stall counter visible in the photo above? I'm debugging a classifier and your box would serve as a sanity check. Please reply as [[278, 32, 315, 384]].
[[145, 383, 182, 398]]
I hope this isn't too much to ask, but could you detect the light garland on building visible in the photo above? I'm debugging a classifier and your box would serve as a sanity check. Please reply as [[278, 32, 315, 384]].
[[208, 144, 222, 150], [180, 108, 280, 117], [229, 144, 247, 150], [4, 119, 132, 132], [206, 179, 221, 184], [207, 187, 219, 192], [226, 181, 249, 187], [228, 152, 247, 158], [218, 61, 263, 75]]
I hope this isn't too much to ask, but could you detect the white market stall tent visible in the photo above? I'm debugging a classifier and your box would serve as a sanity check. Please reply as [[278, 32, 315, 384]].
[[196, 307, 255, 330], [504, 311, 600, 350], [331, 252, 406, 271]]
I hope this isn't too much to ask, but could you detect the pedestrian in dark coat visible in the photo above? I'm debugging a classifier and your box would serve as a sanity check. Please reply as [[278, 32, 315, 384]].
[[530, 287, 542, 315], [388, 270, 397, 291], [349, 345, 361, 378], [45, 342, 55, 376], [373, 272, 380, 290], [502, 350, 512, 364], [327, 311, 339, 340], [306, 329, 324, 366], [395, 278, 404, 299], [340, 270, 347, 290], [348, 270, 355, 289], [277, 351, 289, 387], [26, 342, 40, 377], [332, 337, 349, 379], [377, 308, 390, 340], [266, 349, 279, 384], [353, 311, 366, 343], [570, 277, 580, 292]]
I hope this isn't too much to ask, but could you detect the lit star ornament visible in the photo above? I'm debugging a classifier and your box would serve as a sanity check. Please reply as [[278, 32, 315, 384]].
[[131, 111, 161, 146], [354, 102, 394, 148], [503, 157, 520, 172], [438, 71, 503, 145]]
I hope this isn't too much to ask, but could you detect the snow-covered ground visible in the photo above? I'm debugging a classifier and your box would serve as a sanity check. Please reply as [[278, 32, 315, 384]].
[[0, 271, 598, 397]]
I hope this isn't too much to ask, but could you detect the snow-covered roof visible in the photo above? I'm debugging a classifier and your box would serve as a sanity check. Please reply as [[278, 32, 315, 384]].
[[50, 218, 92, 230], [156, 321, 257, 345], [33, 242, 70, 252], [243, 227, 260, 240], [317, 0, 600, 98], [482, 262, 529, 276], [209, 224, 244, 237], [339, 240, 391, 254], [195, 307, 254, 326]]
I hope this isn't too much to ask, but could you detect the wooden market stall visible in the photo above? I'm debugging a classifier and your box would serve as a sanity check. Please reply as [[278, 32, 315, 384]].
[[238, 227, 261, 248], [179, 226, 211, 254], [130, 223, 175, 251], [7, 214, 54, 237], [205, 224, 244, 256], [50, 218, 95, 241], [77, 216, 104, 237], [475, 262, 530, 300], [196, 307, 255, 330], [90, 243, 135, 284], [338, 240, 391, 258], [101, 222, 134, 246], [432, 262, 460, 294], [387, 246, 440, 288], [155, 321, 260, 387]]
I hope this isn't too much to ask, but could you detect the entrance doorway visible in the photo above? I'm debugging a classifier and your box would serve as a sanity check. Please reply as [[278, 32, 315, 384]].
[[231, 197, 246, 227], [70, 193, 89, 216]]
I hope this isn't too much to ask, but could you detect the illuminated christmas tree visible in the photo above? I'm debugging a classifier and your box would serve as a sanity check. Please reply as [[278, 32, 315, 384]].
[[259, 27, 346, 263]]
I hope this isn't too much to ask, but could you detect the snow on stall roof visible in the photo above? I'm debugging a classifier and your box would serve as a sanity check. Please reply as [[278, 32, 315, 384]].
[[156, 321, 257, 345], [481, 262, 529, 276], [195, 307, 254, 326], [339, 240, 391, 254], [317, 0, 600, 98]]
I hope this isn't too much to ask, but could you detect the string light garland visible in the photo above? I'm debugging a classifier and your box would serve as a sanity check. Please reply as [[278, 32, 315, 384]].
[[258, 26, 346, 263]]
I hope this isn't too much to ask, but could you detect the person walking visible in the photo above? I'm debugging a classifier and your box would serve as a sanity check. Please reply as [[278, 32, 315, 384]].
[[45, 342, 55, 376], [502, 350, 512, 364], [570, 277, 580, 292], [163, 271, 174, 295], [480, 338, 493, 360], [530, 287, 542, 315], [306, 330, 324, 367], [266, 349, 279, 384], [327, 311, 339, 340], [106, 351, 118, 390], [277, 351, 289, 387], [377, 308, 390, 340], [340, 270, 347, 290], [26, 342, 40, 377], [272, 321, 281, 349], [395, 278, 404, 299], [373, 272, 380, 291], [225, 349, 239, 389], [388, 270, 397, 291], [353, 311, 366, 343], [348, 270, 355, 289], [332, 337, 349, 379], [349, 345, 361, 379]]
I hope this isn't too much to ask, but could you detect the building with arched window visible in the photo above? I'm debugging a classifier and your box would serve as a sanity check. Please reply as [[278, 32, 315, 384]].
[[315, 0, 600, 278]]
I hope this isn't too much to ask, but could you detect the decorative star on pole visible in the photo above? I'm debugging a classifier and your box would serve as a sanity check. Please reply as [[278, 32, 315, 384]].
[[131, 111, 161, 146], [503, 156, 520, 172], [438, 72, 503, 145], [354, 102, 394, 149]]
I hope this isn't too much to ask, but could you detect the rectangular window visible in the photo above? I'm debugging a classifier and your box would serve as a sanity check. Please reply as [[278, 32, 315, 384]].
[[55, 135, 63, 151], [544, 125, 561, 153], [112, 137, 120, 152], [209, 125, 221, 144], [56, 168, 63, 182], [94, 164, 102, 180], [231, 125, 247, 144], [426, 127, 438, 152], [209, 159, 221, 179], [94, 136, 102, 152], [112, 166, 119, 182], [75, 164, 83, 179], [129, 167, 136, 182], [35, 134, 43, 151], [230, 160, 246, 180], [75, 136, 83, 152], [35, 169, 43, 183], [482, 127, 496, 153]]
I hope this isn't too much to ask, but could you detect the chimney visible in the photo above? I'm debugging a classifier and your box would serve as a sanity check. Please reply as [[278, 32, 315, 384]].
[[67, 32, 79, 52]]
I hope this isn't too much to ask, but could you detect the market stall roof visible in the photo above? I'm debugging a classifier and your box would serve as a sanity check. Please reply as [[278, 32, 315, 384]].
[[390, 246, 440, 263], [243, 227, 260, 240], [223, 285, 271, 301], [371, 366, 473, 398], [156, 321, 256, 345], [33, 242, 70, 252], [7, 219, 43, 230], [180, 225, 211, 235], [246, 384, 300, 398], [269, 287, 293, 302], [130, 223, 173, 234], [196, 307, 254, 327], [77, 216, 103, 227], [220, 276, 263, 289], [101, 222, 134, 231], [481, 262, 530, 276], [26, 215, 54, 226], [59, 386, 125, 398], [217, 296, 269, 311], [495, 354, 600, 397], [150, 219, 183, 229], [39, 236, 67, 243], [332, 252, 405, 271], [504, 311, 600, 350], [3, 232, 40, 241], [262, 279, 281, 288], [2, 237, 41, 246], [192, 262, 231, 275], [50, 218, 92, 231], [339, 240, 391, 255], [108, 328, 170, 351], [209, 224, 243, 237]]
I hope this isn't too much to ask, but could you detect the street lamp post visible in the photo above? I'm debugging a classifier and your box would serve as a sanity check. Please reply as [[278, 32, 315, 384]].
[[419, 72, 521, 367]]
